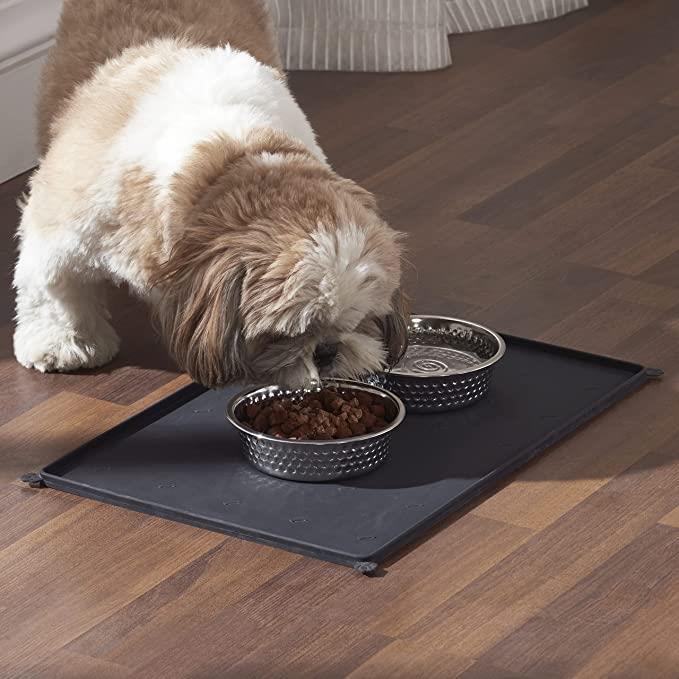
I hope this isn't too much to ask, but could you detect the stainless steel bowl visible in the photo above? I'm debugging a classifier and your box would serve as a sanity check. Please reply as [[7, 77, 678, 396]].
[[369, 316, 506, 413], [226, 379, 406, 482]]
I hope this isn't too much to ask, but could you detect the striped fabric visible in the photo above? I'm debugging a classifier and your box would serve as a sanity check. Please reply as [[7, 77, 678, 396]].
[[269, 0, 450, 72], [267, 0, 589, 72], [446, 0, 589, 33]]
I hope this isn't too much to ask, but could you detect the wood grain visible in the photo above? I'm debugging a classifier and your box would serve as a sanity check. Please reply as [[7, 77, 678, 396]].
[[659, 506, 679, 529], [1, 2, 679, 677]]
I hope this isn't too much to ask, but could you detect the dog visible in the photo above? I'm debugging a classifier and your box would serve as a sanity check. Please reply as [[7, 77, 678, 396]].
[[13, 0, 408, 388]]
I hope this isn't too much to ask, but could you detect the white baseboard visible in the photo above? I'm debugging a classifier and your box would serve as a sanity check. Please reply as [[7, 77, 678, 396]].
[[0, 0, 62, 183], [0, 42, 51, 183]]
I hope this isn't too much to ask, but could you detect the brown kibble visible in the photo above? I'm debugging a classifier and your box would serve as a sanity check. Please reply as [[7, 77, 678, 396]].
[[280, 420, 298, 435], [296, 423, 312, 438], [245, 403, 262, 419], [350, 421, 367, 436], [252, 410, 271, 432], [269, 412, 287, 426], [336, 423, 352, 438], [362, 411, 377, 428], [370, 404, 386, 418], [355, 391, 373, 407], [240, 388, 391, 441], [269, 401, 288, 425], [329, 398, 344, 413]]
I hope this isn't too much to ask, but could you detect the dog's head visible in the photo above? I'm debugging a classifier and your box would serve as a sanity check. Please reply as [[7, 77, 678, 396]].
[[241, 204, 409, 388], [154, 139, 408, 388]]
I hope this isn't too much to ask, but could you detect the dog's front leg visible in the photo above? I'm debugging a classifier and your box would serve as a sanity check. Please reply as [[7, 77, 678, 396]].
[[13, 228, 120, 374]]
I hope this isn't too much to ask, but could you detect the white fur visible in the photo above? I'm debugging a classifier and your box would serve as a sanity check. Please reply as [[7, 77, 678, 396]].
[[245, 223, 397, 387], [14, 40, 327, 373], [108, 44, 326, 213], [256, 224, 393, 338]]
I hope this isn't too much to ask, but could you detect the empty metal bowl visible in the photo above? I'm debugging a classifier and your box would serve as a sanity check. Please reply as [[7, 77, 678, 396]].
[[226, 379, 406, 482], [369, 315, 506, 413]]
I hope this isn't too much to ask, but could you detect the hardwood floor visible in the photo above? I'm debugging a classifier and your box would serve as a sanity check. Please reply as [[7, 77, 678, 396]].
[[2, 2, 679, 676]]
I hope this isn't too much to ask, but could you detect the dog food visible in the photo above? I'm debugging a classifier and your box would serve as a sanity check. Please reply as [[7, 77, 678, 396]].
[[241, 386, 393, 440]]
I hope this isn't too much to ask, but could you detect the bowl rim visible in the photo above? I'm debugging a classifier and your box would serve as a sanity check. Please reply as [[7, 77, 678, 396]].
[[386, 314, 507, 378], [226, 378, 406, 447]]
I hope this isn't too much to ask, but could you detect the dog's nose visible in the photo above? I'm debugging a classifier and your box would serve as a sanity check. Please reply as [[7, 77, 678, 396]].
[[314, 342, 338, 368]]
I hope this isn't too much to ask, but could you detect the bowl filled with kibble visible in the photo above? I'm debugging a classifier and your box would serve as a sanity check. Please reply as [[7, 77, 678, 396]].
[[226, 380, 406, 482]]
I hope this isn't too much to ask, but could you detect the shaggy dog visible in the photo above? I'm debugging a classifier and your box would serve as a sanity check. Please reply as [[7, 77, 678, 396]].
[[13, 0, 408, 387]]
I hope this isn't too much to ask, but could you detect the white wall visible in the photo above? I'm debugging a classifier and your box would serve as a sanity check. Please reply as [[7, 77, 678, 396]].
[[0, 0, 62, 183]]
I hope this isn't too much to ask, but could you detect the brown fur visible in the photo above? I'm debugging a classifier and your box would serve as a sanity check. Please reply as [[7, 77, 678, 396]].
[[112, 167, 168, 283], [38, 0, 281, 153], [24, 42, 182, 241], [152, 130, 407, 387], [379, 288, 411, 366]]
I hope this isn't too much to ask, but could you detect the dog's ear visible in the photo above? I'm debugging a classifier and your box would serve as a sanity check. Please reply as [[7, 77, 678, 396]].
[[154, 248, 248, 389], [379, 288, 410, 367]]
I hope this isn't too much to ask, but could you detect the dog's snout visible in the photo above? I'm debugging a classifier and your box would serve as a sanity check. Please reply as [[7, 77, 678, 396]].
[[314, 342, 338, 368]]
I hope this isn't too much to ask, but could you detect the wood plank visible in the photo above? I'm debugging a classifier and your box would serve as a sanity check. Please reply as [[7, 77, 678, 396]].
[[659, 506, 679, 528], [456, 661, 525, 679], [482, 261, 624, 338], [0, 392, 127, 485], [571, 561, 679, 679], [404, 444, 679, 656], [223, 624, 390, 679], [332, 125, 439, 184], [462, 104, 679, 230], [637, 250, 679, 290], [614, 305, 679, 374], [539, 279, 677, 353], [567, 188, 679, 276], [413, 164, 679, 308], [347, 640, 475, 679], [0, 484, 81, 552], [367, 515, 531, 638], [474, 403, 678, 533], [471, 387, 678, 531], [0, 374, 190, 484], [184, 515, 529, 646], [0, 502, 224, 675], [67, 541, 300, 667], [551, 63, 679, 138], [16, 651, 133, 679], [366, 79, 596, 203], [650, 134, 679, 171], [475, 525, 679, 677]]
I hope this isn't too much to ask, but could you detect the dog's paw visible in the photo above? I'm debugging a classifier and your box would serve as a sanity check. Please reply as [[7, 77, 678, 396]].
[[14, 322, 120, 373]]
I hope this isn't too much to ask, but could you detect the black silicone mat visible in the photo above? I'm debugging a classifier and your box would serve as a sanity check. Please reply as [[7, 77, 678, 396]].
[[39, 336, 658, 573]]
